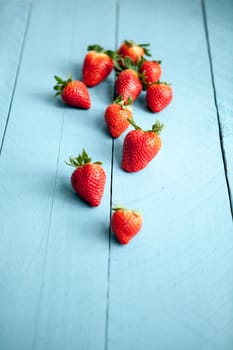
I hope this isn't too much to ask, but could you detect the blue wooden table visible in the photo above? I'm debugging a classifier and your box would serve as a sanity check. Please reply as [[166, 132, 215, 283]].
[[0, 0, 233, 349]]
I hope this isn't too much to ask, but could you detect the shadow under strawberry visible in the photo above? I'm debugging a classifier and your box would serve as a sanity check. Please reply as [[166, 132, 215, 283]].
[[87, 80, 114, 106], [133, 91, 147, 112], [29, 90, 61, 109], [58, 182, 90, 208], [59, 61, 83, 81], [60, 181, 112, 244], [112, 138, 124, 170]]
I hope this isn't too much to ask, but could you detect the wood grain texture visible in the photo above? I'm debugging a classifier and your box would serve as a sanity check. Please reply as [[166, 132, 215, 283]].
[[204, 0, 233, 209], [0, 1, 30, 152], [31, 0, 116, 349], [0, 1, 69, 348], [0, 0, 232, 350], [108, 0, 233, 349], [0, 0, 114, 349]]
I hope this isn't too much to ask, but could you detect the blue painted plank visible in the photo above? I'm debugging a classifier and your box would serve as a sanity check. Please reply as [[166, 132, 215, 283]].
[[0, 0, 113, 349], [0, 1, 70, 348], [0, 1, 30, 151], [204, 0, 233, 210], [32, 0, 116, 349], [108, 0, 233, 349]]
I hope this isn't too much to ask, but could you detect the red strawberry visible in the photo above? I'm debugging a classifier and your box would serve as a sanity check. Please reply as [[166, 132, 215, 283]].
[[115, 58, 143, 103], [82, 45, 118, 87], [146, 82, 173, 112], [104, 96, 133, 138], [66, 149, 106, 207], [54, 74, 91, 109], [111, 205, 143, 244], [118, 40, 151, 64], [140, 60, 162, 87], [122, 119, 164, 172]]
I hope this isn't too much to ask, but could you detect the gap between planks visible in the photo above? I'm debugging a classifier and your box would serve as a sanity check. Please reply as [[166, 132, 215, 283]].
[[0, 3, 32, 157], [104, 1, 121, 349], [201, 0, 233, 217]]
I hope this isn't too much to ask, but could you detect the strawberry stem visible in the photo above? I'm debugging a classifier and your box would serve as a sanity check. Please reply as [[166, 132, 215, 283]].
[[65, 149, 102, 167], [127, 118, 142, 131], [127, 119, 164, 134]]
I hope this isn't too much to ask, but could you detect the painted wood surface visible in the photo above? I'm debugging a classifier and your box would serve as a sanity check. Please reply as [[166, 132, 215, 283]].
[[28, 1, 116, 349], [0, 0, 232, 350], [109, 1, 233, 349], [0, 1, 30, 151], [205, 0, 233, 208], [0, 0, 114, 349]]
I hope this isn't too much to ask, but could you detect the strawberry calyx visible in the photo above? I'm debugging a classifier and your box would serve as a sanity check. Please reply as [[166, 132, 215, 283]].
[[54, 74, 72, 96], [88, 44, 116, 58], [150, 120, 164, 134], [118, 56, 144, 73], [151, 80, 171, 87], [124, 40, 151, 57], [145, 59, 162, 65], [88, 44, 122, 71], [87, 44, 106, 53], [112, 204, 142, 216], [114, 95, 133, 109], [65, 149, 102, 167], [116, 57, 145, 85], [108, 52, 123, 71]]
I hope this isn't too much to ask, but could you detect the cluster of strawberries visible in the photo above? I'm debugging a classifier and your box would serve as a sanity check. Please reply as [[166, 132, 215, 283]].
[[54, 40, 173, 245]]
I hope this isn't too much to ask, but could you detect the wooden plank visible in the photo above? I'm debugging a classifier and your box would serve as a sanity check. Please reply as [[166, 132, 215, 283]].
[[0, 1, 30, 152], [108, 0, 233, 349], [0, 0, 113, 349], [32, 0, 116, 349], [204, 0, 233, 210], [0, 1, 69, 348]]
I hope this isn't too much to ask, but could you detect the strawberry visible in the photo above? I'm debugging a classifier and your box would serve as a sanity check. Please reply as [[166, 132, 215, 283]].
[[111, 205, 143, 244], [54, 74, 91, 109], [82, 45, 118, 87], [140, 60, 162, 87], [115, 58, 143, 103], [104, 96, 133, 138], [146, 82, 173, 112], [122, 119, 164, 172], [66, 149, 106, 207], [118, 40, 151, 64]]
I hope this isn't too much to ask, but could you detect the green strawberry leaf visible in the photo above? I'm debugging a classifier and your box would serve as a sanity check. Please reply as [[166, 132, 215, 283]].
[[65, 149, 103, 167]]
